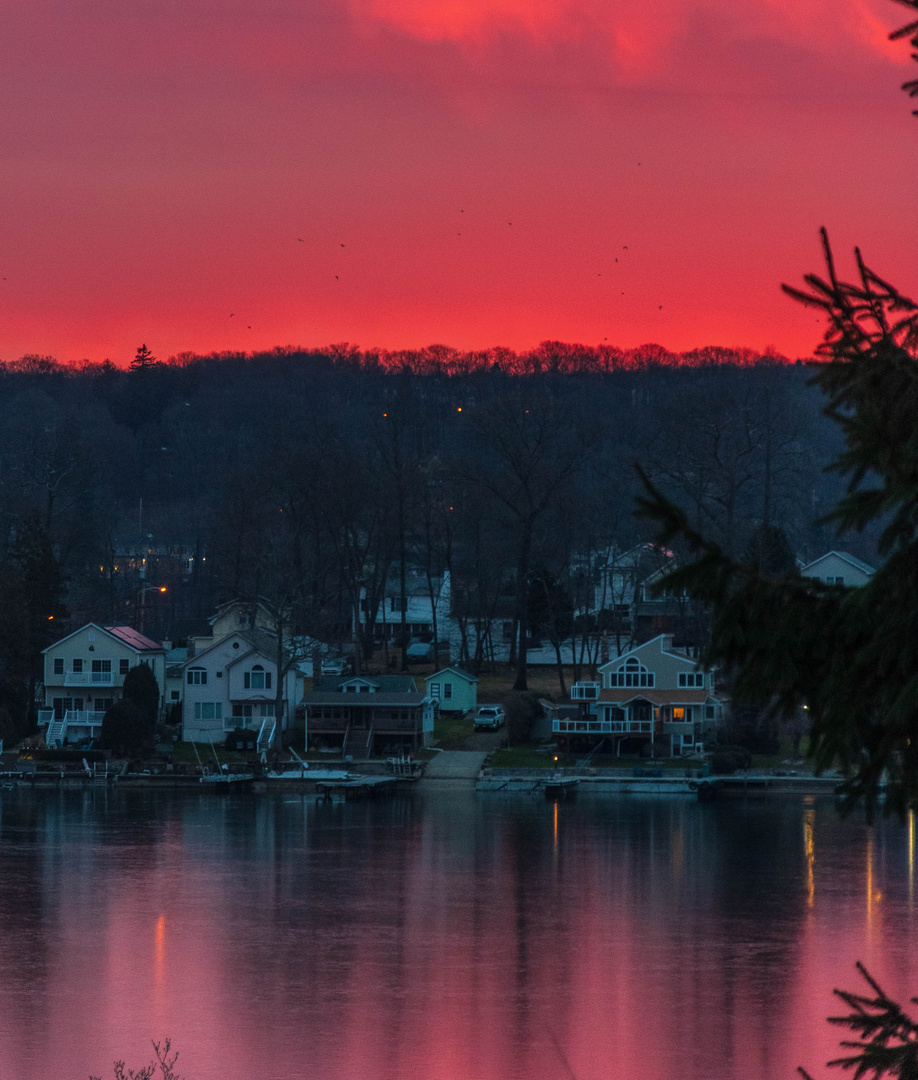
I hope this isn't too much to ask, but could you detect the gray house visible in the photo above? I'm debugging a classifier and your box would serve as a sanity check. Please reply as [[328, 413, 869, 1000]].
[[302, 675, 434, 759]]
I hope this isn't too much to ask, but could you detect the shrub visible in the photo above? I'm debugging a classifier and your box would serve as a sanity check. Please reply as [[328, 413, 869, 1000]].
[[711, 745, 752, 775], [224, 727, 258, 752], [99, 700, 154, 758]]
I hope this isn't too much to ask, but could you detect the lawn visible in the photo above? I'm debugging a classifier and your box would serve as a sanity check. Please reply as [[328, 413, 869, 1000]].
[[434, 712, 475, 749]]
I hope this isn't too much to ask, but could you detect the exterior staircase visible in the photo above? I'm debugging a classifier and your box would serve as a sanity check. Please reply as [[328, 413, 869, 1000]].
[[46, 716, 68, 747], [257, 718, 276, 754]]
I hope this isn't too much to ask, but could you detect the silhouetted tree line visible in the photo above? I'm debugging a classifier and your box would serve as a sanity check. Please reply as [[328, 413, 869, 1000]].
[[0, 343, 871, 742]]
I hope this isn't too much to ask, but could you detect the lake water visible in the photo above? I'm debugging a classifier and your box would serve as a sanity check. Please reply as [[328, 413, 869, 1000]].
[[0, 784, 916, 1080]]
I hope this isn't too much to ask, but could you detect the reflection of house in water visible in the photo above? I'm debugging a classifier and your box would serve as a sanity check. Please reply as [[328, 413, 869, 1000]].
[[545, 634, 727, 758]]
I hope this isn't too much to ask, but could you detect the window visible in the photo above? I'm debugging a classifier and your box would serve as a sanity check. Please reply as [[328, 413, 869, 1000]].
[[193, 702, 223, 720], [430, 683, 441, 699], [53, 658, 64, 675], [187, 668, 207, 685], [95, 698, 113, 713], [244, 665, 271, 690], [120, 659, 130, 676], [705, 705, 716, 720], [678, 672, 705, 688], [502, 621, 514, 641], [389, 597, 407, 613], [608, 658, 655, 688], [828, 576, 845, 586], [170, 691, 180, 701], [72, 659, 83, 673], [443, 683, 452, 700], [233, 703, 254, 719]]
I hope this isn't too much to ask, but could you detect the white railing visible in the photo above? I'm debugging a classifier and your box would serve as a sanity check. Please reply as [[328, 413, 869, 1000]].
[[44, 711, 107, 747], [554, 719, 653, 734], [257, 718, 276, 752], [63, 671, 115, 686]]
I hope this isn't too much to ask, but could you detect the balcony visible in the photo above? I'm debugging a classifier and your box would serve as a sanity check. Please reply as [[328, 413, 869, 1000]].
[[63, 671, 115, 687], [554, 719, 653, 735]]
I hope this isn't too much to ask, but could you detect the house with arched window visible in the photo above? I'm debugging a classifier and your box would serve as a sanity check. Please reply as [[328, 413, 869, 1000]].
[[550, 634, 728, 757], [181, 631, 300, 745]]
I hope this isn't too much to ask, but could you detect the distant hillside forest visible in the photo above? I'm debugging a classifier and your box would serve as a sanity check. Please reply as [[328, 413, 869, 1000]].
[[0, 342, 867, 741]]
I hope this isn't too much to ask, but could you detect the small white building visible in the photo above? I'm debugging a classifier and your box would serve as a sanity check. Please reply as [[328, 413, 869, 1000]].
[[40, 624, 166, 747], [181, 630, 300, 746], [800, 551, 874, 588]]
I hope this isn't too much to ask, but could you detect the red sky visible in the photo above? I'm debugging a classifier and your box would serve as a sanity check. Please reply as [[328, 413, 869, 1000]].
[[1, 0, 915, 365]]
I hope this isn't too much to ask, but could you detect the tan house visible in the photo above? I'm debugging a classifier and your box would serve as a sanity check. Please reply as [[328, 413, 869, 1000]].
[[39, 624, 166, 747], [551, 634, 727, 757]]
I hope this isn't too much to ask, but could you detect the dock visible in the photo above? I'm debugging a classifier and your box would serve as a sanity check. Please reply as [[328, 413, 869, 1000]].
[[477, 771, 842, 798], [316, 776, 401, 802]]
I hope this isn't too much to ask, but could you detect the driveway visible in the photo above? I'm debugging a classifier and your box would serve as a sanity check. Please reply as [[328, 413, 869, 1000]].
[[422, 751, 489, 779]]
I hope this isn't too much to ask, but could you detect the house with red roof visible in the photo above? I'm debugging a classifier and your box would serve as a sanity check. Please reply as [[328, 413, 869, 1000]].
[[39, 624, 166, 747], [548, 634, 728, 758]]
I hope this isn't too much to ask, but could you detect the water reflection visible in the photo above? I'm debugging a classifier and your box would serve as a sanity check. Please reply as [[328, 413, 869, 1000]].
[[0, 788, 916, 1080]]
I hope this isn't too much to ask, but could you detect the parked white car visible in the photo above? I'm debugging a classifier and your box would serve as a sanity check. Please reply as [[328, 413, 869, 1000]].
[[320, 657, 352, 676], [474, 704, 505, 731]]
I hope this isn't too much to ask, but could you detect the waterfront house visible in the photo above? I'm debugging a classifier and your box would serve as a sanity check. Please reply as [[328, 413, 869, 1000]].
[[800, 551, 874, 588], [424, 667, 478, 713], [40, 624, 166, 747], [182, 630, 300, 745], [551, 634, 727, 757], [302, 674, 434, 758]]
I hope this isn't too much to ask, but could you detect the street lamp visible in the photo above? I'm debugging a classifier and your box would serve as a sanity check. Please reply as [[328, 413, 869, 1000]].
[[138, 585, 167, 637]]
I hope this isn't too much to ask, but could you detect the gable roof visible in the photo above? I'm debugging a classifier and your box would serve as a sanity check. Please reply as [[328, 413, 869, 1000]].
[[800, 551, 875, 577], [314, 674, 418, 693], [104, 626, 163, 652], [184, 630, 272, 667], [43, 622, 164, 655], [597, 688, 723, 706], [598, 634, 697, 672], [425, 666, 478, 683]]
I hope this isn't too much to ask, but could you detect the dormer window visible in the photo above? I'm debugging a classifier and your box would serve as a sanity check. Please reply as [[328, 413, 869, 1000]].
[[244, 665, 272, 690], [608, 658, 655, 688]]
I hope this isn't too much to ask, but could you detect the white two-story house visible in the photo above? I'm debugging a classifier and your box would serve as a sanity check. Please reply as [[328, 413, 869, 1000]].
[[550, 634, 727, 757], [40, 624, 166, 747], [181, 630, 300, 746]]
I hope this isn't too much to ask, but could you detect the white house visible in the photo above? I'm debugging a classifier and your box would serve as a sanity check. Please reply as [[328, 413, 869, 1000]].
[[39, 624, 166, 747], [800, 551, 874, 588], [357, 571, 451, 645], [192, 598, 317, 677], [182, 630, 300, 745], [551, 634, 727, 757]]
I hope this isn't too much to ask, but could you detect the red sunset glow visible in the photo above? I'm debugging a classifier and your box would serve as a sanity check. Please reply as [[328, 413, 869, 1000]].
[[1, 0, 915, 364]]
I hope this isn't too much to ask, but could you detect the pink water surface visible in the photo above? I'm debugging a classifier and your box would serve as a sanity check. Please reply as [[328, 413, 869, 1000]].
[[0, 788, 914, 1080]]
